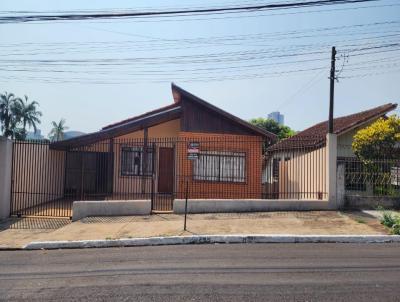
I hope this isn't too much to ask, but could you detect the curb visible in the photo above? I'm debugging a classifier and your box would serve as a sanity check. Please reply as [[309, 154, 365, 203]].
[[0, 246, 22, 251], [23, 234, 400, 250]]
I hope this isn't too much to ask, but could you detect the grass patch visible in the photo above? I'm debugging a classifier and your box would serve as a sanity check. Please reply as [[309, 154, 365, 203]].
[[355, 218, 366, 224]]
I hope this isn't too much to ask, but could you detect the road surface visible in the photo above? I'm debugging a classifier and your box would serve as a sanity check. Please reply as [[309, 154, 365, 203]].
[[1, 243, 400, 301]]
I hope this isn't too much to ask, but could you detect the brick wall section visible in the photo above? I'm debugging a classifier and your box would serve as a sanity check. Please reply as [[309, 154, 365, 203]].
[[176, 132, 264, 199]]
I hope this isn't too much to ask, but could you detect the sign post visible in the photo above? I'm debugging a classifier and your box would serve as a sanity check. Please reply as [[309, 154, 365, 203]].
[[183, 142, 199, 231], [184, 179, 188, 231]]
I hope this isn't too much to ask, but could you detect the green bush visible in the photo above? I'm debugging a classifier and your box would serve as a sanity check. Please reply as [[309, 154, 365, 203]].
[[379, 210, 400, 234], [392, 224, 400, 235], [380, 211, 397, 228]]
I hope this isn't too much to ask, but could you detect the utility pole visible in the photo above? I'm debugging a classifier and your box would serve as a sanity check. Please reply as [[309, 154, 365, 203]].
[[328, 46, 336, 133]]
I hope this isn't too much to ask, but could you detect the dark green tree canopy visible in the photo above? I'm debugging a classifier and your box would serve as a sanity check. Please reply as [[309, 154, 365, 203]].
[[249, 117, 295, 140], [0, 92, 42, 140]]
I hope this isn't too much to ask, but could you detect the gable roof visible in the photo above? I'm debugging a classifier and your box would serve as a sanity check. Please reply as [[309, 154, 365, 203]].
[[266, 103, 397, 153], [171, 83, 277, 140], [102, 102, 180, 130], [50, 83, 276, 150]]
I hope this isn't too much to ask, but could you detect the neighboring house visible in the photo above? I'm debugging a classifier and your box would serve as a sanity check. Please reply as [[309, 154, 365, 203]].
[[16, 83, 275, 212], [263, 103, 398, 200]]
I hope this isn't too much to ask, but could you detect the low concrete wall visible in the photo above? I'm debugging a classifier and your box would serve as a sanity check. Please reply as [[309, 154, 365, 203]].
[[345, 196, 400, 210], [173, 199, 331, 214], [0, 137, 12, 219], [72, 200, 151, 221]]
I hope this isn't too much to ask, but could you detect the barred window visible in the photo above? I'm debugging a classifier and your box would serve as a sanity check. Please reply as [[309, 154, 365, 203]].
[[121, 147, 153, 176], [193, 151, 246, 183]]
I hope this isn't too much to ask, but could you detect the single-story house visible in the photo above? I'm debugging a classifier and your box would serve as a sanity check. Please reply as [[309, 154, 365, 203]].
[[263, 103, 398, 200], [10, 83, 276, 215]]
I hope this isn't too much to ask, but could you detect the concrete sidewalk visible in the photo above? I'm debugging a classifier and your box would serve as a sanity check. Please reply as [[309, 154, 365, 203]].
[[0, 211, 389, 249]]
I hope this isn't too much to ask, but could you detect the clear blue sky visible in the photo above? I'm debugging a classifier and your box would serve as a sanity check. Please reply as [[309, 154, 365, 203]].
[[1, 0, 399, 136]]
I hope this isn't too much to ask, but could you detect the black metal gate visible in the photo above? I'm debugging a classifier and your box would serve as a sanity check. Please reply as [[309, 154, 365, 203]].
[[10, 140, 73, 218], [64, 151, 114, 201]]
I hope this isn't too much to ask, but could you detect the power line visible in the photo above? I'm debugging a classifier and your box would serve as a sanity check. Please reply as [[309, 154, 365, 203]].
[[3, 31, 397, 57], [2, 20, 397, 47], [0, 40, 399, 82], [0, 0, 380, 23], [1, 40, 398, 68], [340, 67, 400, 78], [276, 69, 326, 111], [22, 1, 396, 24]]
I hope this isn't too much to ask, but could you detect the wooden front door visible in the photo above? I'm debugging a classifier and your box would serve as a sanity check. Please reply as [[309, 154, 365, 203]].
[[158, 147, 174, 193]]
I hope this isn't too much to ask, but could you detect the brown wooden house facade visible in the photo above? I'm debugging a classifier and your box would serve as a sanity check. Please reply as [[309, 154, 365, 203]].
[[47, 83, 276, 211]]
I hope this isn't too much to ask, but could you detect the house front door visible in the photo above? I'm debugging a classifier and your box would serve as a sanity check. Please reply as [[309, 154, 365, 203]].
[[158, 147, 174, 193]]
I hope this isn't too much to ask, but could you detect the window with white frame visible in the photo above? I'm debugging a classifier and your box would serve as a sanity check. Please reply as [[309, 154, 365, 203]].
[[193, 151, 246, 182], [120, 146, 153, 176]]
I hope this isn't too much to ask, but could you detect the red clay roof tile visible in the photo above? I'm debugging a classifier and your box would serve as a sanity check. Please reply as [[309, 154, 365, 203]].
[[267, 103, 397, 152]]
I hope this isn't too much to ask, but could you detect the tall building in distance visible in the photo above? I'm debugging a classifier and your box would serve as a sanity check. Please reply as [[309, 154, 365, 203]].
[[268, 111, 284, 125]]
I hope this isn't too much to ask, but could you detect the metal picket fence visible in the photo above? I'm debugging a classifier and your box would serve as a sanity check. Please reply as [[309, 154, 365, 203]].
[[10, 136, 330, 218]]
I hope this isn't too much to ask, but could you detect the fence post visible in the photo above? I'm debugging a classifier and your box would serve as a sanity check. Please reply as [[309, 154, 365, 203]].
[[326, 133, 338, 208], [0, 137, 12, 219]]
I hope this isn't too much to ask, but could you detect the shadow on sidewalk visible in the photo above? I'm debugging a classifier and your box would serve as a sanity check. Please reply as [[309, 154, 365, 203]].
[[0, 217, 71, 231]]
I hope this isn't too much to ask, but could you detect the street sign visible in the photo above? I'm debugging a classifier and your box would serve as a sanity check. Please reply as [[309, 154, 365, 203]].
[[187, 153, 198, 160], [188, 142, 200, 152]]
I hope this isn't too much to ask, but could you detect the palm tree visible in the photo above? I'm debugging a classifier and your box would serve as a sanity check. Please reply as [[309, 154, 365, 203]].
[[0, 92, 20, 138], [16, 95, 42, 140], [49, 119, 68, 142]]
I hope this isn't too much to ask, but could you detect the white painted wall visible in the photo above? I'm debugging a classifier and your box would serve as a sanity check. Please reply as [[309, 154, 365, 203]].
[[0, 137, 12, 219]]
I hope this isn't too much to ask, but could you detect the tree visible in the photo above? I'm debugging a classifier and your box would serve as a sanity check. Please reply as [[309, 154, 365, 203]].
[[0, 92, 22, 139], [49, 119, 69, 142], [249, 117, 296, 140], [1, 92, 43, 140], [352, 115, 400, 160], [14, 95, 42, 140]]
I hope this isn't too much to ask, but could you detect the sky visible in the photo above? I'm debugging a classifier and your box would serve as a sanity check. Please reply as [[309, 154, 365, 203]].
[[0, 0, 399, 136]]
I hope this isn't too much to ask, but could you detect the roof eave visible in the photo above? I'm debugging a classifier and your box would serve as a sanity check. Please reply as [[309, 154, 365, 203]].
[[265, 102, 398, 154], [335, 103, 397, 137], [50, 106, 182, 150]]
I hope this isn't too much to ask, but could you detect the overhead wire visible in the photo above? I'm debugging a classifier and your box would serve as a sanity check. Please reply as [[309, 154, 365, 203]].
[[0, 1, 398, 84], [0, 0, 381, 23]]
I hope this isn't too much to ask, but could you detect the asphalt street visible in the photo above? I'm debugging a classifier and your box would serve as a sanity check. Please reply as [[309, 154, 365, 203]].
[[0, 243, 400, 301]]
